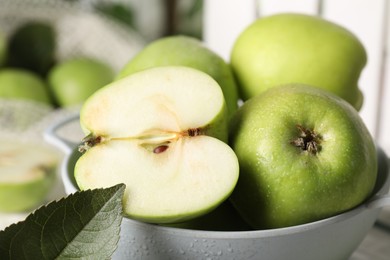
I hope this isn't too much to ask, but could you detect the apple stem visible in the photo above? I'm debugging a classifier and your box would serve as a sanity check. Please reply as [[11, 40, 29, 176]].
[[186, 127, 203, 137], [290, 125, 322, 155]]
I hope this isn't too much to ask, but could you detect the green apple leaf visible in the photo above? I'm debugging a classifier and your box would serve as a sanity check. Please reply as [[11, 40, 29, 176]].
[[0, 184, 125, 260]]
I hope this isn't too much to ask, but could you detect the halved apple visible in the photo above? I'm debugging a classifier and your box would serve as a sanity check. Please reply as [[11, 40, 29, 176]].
[[74, 66, 239, 224], [0, 139, 59, 212]]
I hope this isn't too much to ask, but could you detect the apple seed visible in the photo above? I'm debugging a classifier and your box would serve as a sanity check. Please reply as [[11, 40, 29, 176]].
[[153, 145, 169, 154], [290, 124, 322, 155]]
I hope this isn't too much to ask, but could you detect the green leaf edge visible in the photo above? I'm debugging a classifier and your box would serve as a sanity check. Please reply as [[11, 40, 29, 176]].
[[0, 184, 125, 260]]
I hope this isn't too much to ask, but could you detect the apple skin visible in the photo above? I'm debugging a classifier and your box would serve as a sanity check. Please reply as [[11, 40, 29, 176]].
[[0, 173, 55, 212], [0, 30, 6, 66], [117, 35, 239, 116], [48, 58, 114, 107], [6, 22, 56, 77], [0, 69, 52, 105], [230, 13, 366, 110], [0, 140, 59, 212], [229, 84, 377, 229]]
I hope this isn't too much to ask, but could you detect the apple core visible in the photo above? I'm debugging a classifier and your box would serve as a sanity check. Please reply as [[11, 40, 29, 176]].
[[79, 127, 206, 155]]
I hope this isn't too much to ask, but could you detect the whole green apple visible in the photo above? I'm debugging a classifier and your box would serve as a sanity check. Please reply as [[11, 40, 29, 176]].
[[0, 69, 52, 105], [229, 84, 377, 229], [231, 13, 366, 110], [117, 35, 239, 116], [48, 58, 114, 107]]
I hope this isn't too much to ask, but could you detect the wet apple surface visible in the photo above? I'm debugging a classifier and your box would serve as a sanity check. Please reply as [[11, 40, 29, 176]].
[[229, 84, 377, 229]]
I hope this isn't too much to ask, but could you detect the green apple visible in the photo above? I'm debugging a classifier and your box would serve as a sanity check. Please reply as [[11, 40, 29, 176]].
[[0, 139, 59, 212], [0, 69, 52, 105], [229, 84, 377, 229], [74, 66, 239, 224], [117, 35, 239, 116], [0, 30, 6, 66], [7, 21, 56, 76], [48, 58, 114, 107], [231, 13, 366, 110]]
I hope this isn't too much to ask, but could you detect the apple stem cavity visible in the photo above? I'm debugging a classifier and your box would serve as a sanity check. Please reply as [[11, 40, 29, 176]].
[[79, 134, 103, 153], [290, 125, 322, 155]]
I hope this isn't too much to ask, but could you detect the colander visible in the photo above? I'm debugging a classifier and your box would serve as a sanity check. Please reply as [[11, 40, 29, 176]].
[[45, 114, 390, 260]]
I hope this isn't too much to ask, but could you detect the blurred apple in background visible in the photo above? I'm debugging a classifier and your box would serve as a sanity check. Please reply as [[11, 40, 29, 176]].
[[0, 139, 60, 212], [0, 30, 6, 66], [0, 69, 52, 105], [48, 58, 114, 107], [231, 13, 367, 110], [6, 21, 56, 77]]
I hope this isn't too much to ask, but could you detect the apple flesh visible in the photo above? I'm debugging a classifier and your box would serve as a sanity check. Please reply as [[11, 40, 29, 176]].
[[231, 13, 366, 110], [229, 84, 377, 229], [0, 140, 59, 212], [75, 66, 239, 224], [117, 35, 239, 117]]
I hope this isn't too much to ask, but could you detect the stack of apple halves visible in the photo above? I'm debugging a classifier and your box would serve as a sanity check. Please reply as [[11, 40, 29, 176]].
[[73, 13, 378, 231]]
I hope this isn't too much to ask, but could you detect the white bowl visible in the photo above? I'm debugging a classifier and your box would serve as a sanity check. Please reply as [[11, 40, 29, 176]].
[[45, 115, 390, 260]]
